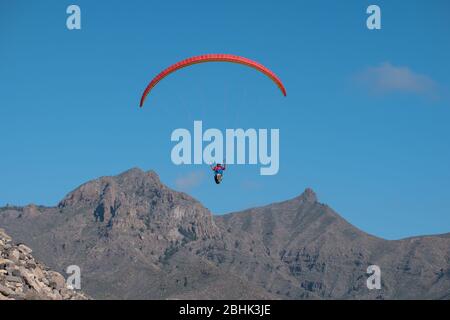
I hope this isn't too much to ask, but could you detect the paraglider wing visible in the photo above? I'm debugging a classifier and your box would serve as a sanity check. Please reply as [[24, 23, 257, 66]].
[[139, 54, 287, 107]]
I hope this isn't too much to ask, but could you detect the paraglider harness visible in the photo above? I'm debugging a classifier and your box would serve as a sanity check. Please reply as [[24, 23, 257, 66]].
[[211, 163, 226, 184]]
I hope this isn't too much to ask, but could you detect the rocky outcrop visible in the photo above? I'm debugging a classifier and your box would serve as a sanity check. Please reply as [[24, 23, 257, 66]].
[[0, 228, 88, 300]]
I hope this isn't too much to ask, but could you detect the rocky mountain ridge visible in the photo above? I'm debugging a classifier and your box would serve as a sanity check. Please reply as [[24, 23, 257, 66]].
[[0, 168, 448, 299]]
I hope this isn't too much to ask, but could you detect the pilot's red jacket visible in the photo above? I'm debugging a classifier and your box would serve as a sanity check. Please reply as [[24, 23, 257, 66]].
[[212, 165, 226, 173]]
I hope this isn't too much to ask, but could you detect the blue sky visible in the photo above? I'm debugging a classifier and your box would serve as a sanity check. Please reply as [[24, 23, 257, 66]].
[[1, 0, 449, 239]]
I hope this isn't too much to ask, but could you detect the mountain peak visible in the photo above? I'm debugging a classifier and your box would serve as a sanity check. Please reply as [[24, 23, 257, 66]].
[[118, 167, 144, 176], [117, 167, 160, 181], [58, 168, 163, 208], [296, 188, 318, 203], [56, 167, 219, 242]]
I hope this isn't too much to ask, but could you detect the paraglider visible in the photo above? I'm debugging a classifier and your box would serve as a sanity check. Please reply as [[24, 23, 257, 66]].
[[139, 54, 286, 107], [142, 55, 286, 185], [210, 163, 226, 184]]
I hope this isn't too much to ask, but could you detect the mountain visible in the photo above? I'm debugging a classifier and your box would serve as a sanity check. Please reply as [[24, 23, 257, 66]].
[[214, 190, 450, 299], [0, 168, 449, 299], [0, 228, 89, 300]]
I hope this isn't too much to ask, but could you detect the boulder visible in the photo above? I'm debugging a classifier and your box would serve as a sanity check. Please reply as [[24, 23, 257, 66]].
[[0, 229, 11, 242], [8, 249, 21, 263], [0, 284, 15, 296], [0, 258, 14, 268], [17, 244, 33, 255], [48, 271, 66, 290], [5, 275, 22, 283]]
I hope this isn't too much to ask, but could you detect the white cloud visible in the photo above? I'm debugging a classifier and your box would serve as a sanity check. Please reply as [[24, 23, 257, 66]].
[[175, 171, 205, 190], [355, 62, 438, 97]]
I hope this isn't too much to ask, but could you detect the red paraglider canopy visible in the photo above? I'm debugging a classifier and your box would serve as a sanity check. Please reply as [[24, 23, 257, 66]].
[[139, 54, 286, 107]]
